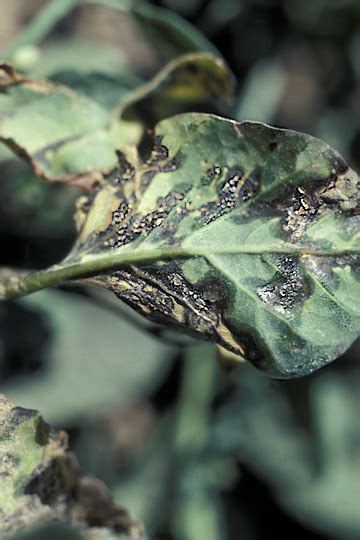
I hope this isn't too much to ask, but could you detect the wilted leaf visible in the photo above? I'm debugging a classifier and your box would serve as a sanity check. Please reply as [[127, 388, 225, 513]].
[[0, 55, 232, 189], [1, 113, 359, 377], [0, 395, 145, 539]]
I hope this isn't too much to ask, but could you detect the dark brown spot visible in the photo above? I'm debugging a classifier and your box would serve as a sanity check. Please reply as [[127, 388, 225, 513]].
[[140, 170, 156, 191], [160, 155, 181, 173], [269, 141, 278, 152], [333, 157, 349, 175], [146, 136, 169, 165]]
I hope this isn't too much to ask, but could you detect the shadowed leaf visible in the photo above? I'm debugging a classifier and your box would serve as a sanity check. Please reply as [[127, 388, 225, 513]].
[[79, 0, 219, 63]]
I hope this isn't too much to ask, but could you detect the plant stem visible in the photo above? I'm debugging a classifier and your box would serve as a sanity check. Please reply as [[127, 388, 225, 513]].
[[0, 243, 357, 301], [175, 344, 217, 453]]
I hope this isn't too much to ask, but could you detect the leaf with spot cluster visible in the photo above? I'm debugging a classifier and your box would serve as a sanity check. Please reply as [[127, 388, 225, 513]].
[[0, 395, 145, 539], [0, 54, 233, 189], [1, 113, 359, 378]]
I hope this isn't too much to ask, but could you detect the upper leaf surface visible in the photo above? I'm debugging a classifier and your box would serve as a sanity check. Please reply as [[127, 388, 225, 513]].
[[0, 55, 233, 189], [0, 395, 144, 539], [69, 113, 359, 378]]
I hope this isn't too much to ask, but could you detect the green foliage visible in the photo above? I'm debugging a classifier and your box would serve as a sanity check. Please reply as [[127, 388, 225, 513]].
[[4, 0, 216, 64]]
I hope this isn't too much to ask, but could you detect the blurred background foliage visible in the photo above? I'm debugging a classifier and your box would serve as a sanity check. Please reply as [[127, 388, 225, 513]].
[[0, 0, 359, 539]]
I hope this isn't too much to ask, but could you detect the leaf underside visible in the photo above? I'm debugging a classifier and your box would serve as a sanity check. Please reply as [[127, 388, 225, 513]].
[[62, 113, 359, 378]]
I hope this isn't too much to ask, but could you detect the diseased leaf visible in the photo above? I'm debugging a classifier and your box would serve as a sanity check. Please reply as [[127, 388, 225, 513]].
[[0, 55, 233, 189], [1, 113, 359, 377], [0, 395, 145, 539], [0, 64, 24, 88]]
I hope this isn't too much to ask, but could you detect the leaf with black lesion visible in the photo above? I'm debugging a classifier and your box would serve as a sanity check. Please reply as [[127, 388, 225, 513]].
[[71, 114, 360, 377], [0, 63, 24, 87], [0, 395, 145, 540], [1, 113, 359, 378]]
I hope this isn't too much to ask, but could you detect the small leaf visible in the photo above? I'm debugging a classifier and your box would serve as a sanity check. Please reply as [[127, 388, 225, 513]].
[[1, 113, 359, 378], [0, 395, 144, 539], [0, 56, 233, 189]]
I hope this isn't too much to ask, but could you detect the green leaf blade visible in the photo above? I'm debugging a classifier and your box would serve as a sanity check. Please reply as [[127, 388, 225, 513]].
[[2, 113, 359, 378]]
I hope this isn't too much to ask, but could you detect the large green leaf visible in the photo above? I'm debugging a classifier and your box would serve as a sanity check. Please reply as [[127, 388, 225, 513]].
[[0, 395, 145, 539], [0, 56, 232, 189], [1, 113, 359, 377]]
